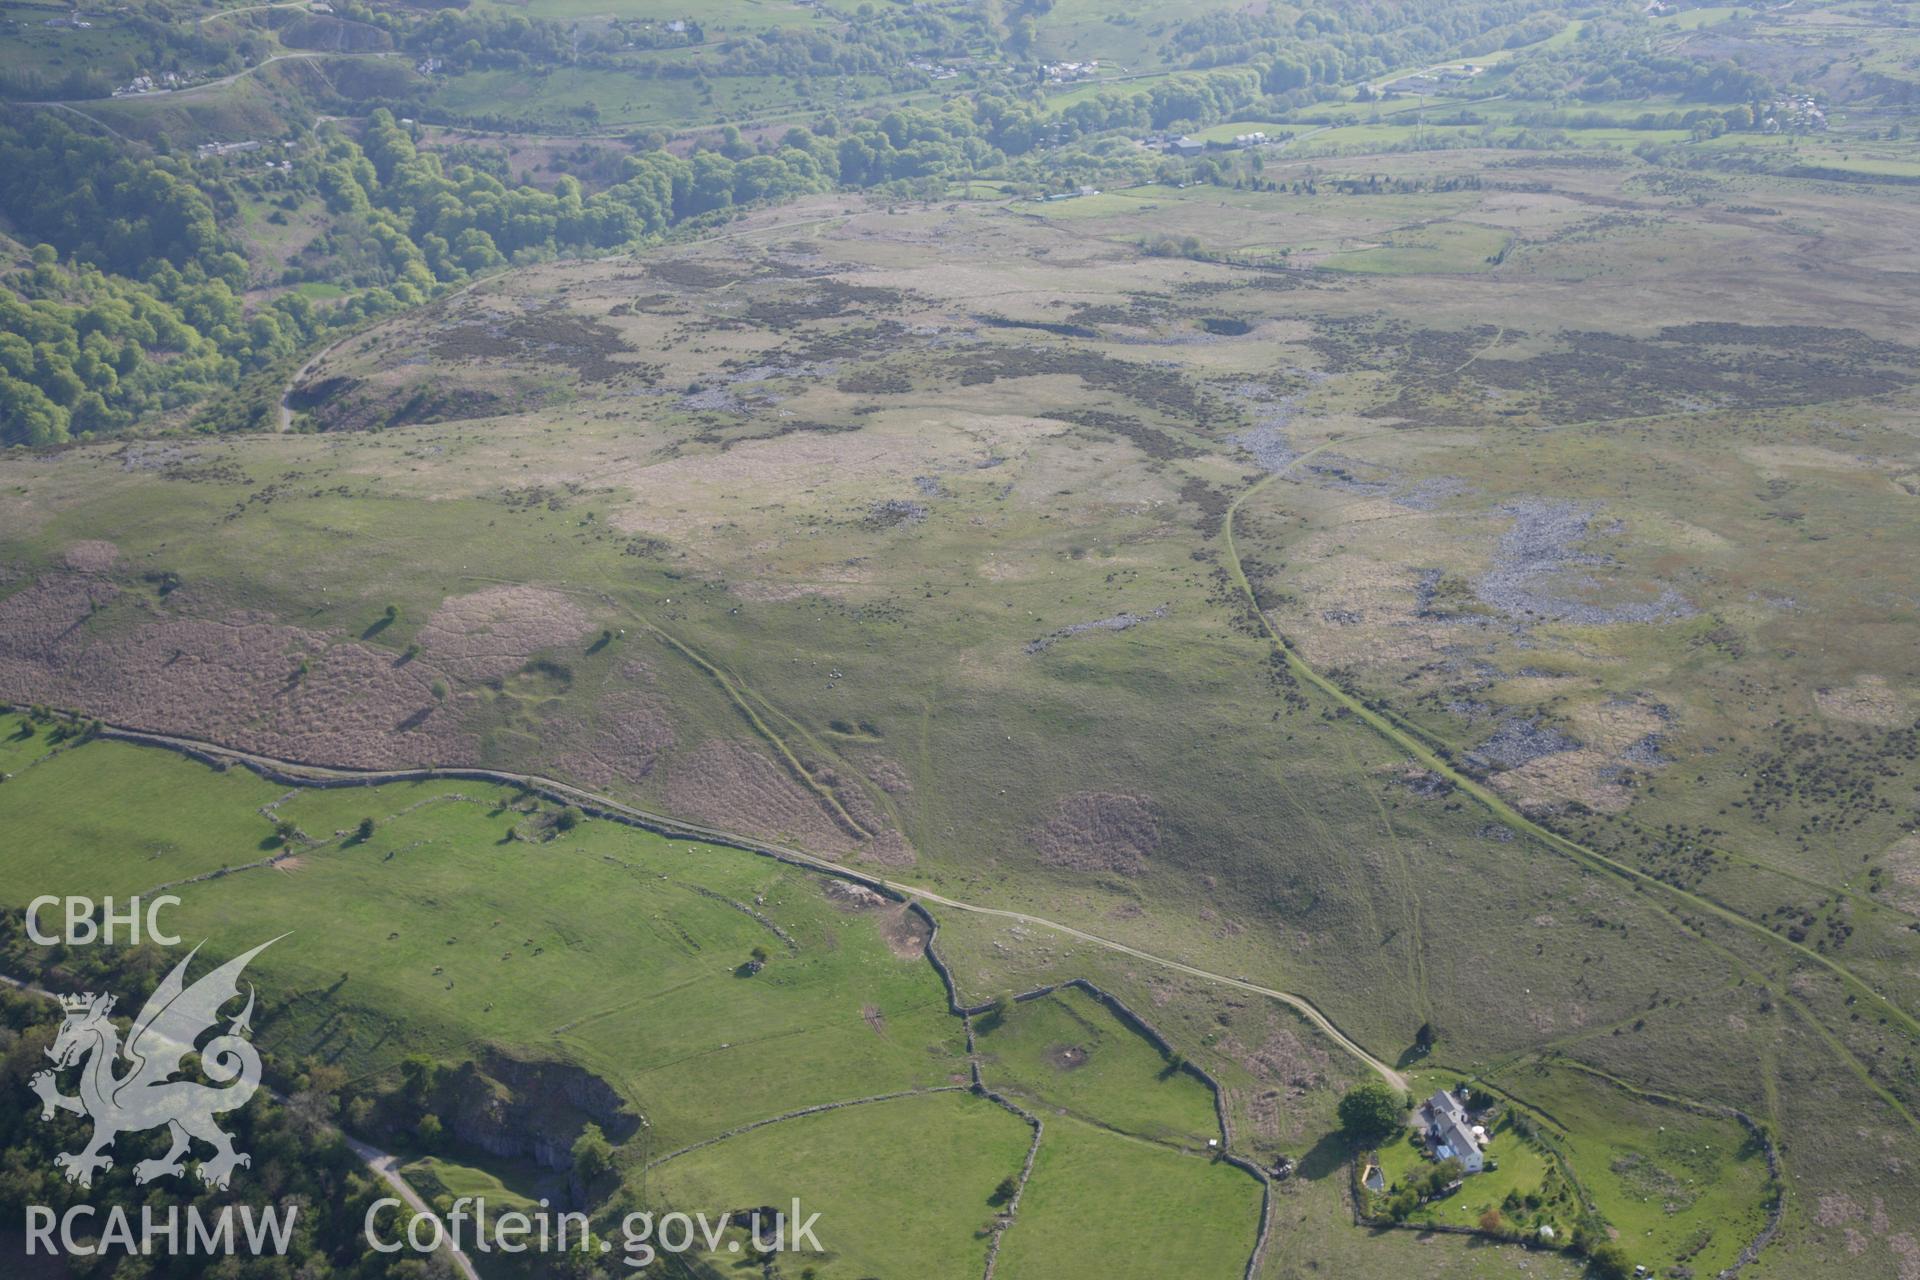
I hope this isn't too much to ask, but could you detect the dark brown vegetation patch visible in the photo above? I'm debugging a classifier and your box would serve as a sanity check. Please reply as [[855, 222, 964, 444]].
[[864, 500, 928, 530], [943, 345, 1232, 425], [741, 281, 911, 328], [809, 759, 914, 866], [1221, 1019, 1333, 1095], [1030, 791, 1160, 875], [976, 313, 1098, 339], [429, 305, 649, 384], [646, 259, 749, 290], [1067, 298, 1161, 327], [1305, 316, 1493, 377], [309, 383, 512, 433], [1313, 316, 1918, 428], [285, 375, 357, 414], [1051, 408, 1201, 461], [664, 739, 858, 857], [0, 576, 473, 769], [836, 367, 913, 395], [862, 755, 913, 795], [549, 688, 676, 790], [1465, 323, 1916, 421], [1180, 476, 1231, 539], [0, 574, 118, 662], [773, 320, 911, 366], [849, 806, 913, 866], [416, 585, 597, 683], [693, 418, 861, 452], [61, 541, 122, 574]]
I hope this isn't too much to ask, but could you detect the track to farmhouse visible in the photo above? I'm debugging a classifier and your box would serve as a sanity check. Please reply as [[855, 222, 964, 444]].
[[83, 721, 1410, 1095]]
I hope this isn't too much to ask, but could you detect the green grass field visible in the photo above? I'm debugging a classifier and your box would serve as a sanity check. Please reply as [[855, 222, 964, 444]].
[[0, 735, 1290, 1276], [423, 66, 860, 133], [0, 724, 1796, 1280], [975, 985, 1220, 1147], [179, 778, 967, 1151], [1318, 219, 1512, 273], [473, 0, 828, 28], [0, 730, 1794, 1277], [1486, 1062, 1776, 1276], [647, 1090, 1034, 1279], [0, 710, 55, 775], [995, 1116, 1261, 1280], [0, 737, 284, 900]]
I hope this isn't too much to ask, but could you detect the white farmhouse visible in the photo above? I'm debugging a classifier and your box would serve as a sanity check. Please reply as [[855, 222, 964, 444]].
[[1419, 1088, 1484, 1174]]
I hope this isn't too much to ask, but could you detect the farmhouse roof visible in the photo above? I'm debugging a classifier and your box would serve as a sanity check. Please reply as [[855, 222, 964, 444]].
[[1438, 1114, 1480, 1157], [1425, 1089, 1466, 1126]]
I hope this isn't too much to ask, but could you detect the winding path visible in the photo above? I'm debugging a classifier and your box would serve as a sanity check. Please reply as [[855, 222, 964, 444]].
[[1221, 467, 1919, 1048], [1218, 450, 1919, 1141], [31, 51, 363, 107], [905, 884, 1408, 1092], [278, 331, 345, 432], [345, 1136, 481, 1280], [87, 723, 1410, 1094], [18, 434, 1911, 1137]]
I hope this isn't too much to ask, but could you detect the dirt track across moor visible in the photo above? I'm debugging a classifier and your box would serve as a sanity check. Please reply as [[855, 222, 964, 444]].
[[86, 723, 1412, 1094]]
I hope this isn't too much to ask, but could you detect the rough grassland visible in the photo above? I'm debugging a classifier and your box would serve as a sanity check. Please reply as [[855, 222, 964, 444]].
[[3, 149, 1915, 1277]]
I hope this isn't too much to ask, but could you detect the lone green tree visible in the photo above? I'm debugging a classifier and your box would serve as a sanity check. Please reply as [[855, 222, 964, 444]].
[[1337, 1080, 1405, 1142], [572, 1123, 614, 1185]]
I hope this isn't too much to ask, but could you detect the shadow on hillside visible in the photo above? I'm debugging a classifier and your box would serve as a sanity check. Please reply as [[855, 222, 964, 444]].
[[1295, 1129, 1352, 1181]]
